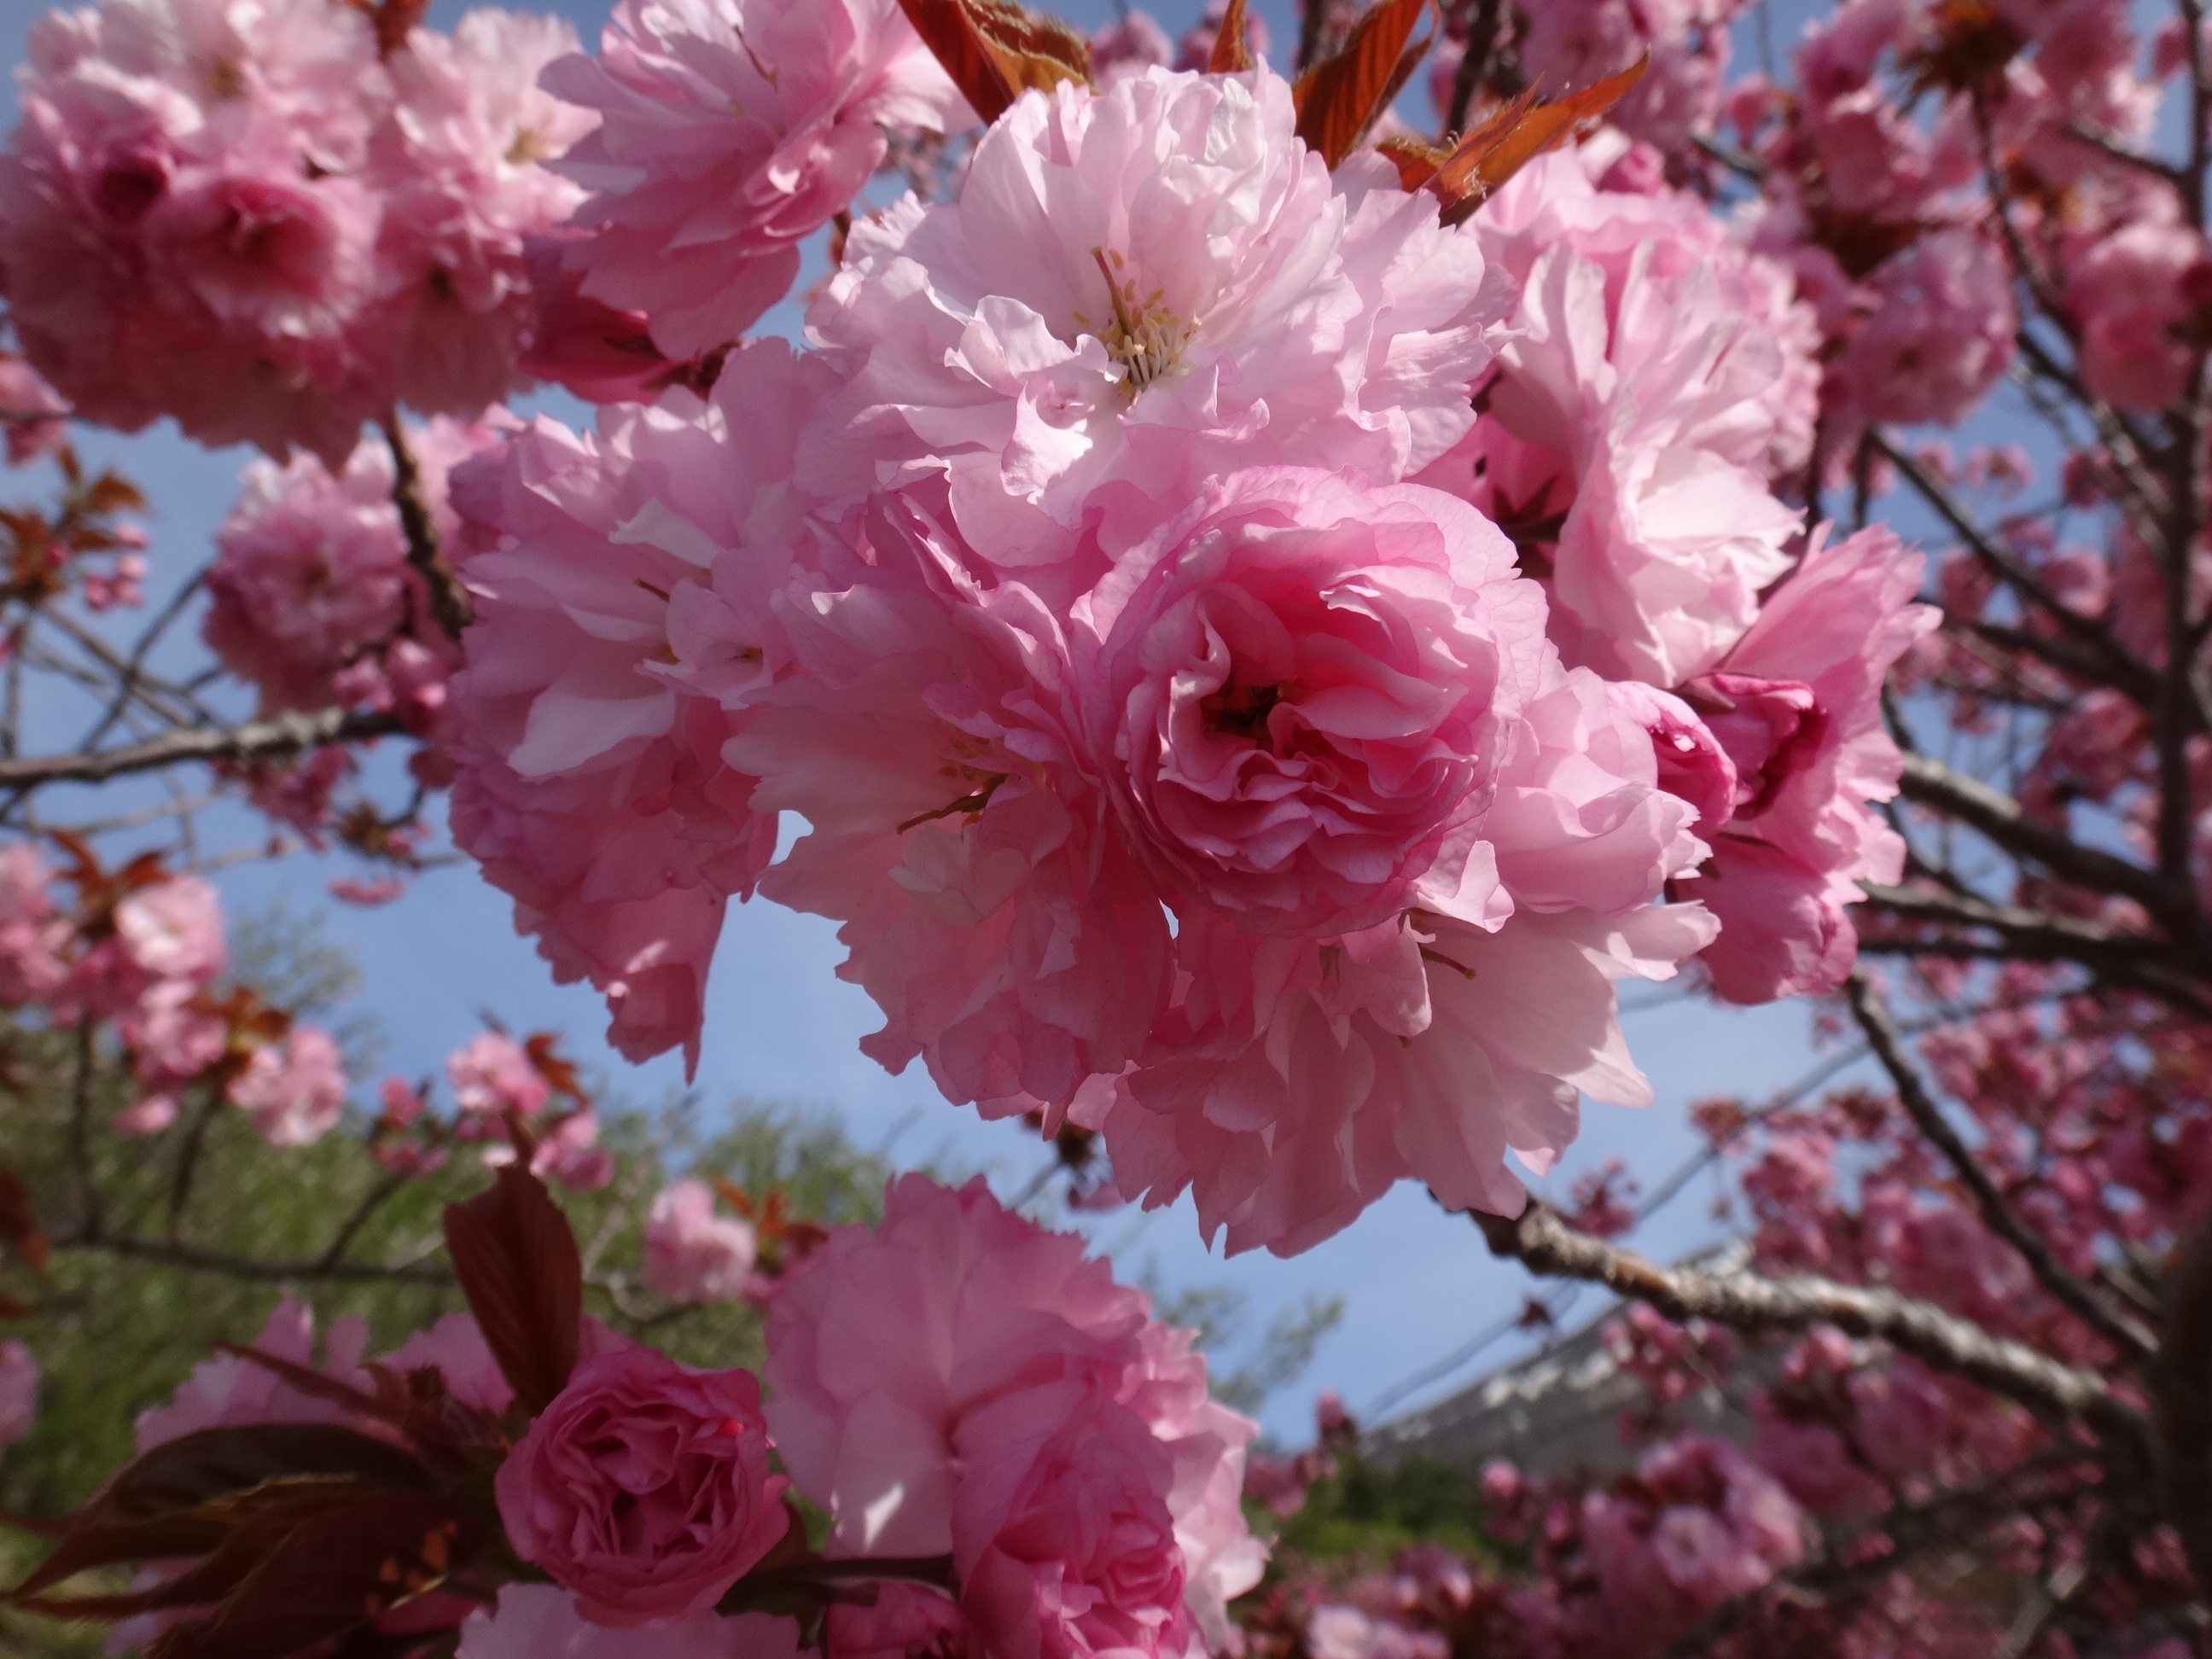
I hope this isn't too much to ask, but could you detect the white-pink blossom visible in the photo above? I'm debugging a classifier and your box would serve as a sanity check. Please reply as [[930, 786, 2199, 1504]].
[[229, 1022, 347, 1146], [802, 68, 1499, 573], [542, 0, 969, 360]]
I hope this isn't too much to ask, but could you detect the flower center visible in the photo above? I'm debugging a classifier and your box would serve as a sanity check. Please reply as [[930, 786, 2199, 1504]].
[[1083, 247, 1190, 399], [1202, 679, 1284, 746]]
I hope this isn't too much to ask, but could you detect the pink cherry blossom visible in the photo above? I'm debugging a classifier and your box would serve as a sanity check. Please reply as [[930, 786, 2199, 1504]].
[[0, 353, 68, 464], [114, 874, 227, 986], [643, 1179, 760, 1303], [0, 1340, 37, 1452], [204, 417, 496, 715], [541, 0, 970, 360], [366, 9, 595, 416], [0, 0, 591, 464], [135, 1298, 370, 1448], [0, 841, 67, 1005], [1679, 526, 1937, 1003], [1420, 154, 1817, 686], [494, 1348, 791, 1628], [446, 1030, 550, 1117], [802, 68, 1497, 572], [762, 1175, 1263, 1639], [727, 490, 1169, 1110], [458, 1586, 802, 1659], [228, 1022, 346, 1146], [445, 341, 826, 1069], [1579, 1437, 1805, 1641], [1076, 469, 1548, 939], [2064, 218, 2208, 412]]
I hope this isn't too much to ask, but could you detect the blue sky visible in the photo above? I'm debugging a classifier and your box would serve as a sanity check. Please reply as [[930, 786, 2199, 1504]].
[[0, 0, 1859, 1443]]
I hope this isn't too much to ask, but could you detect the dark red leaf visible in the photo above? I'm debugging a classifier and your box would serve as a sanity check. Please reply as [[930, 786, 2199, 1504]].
[[0, 1166, 48, 1272], [442, 1166, 581, 1417], [13, 1425, 433, 1599], [1207, 0, 1253, 73], [1431, 57, 1649, 224], [894, 0, 1090, 125], [1292, 0, 1433, 167], [0, 1293, 26, 1318], [15, 1486, 363, 1619], [148, 1491, 480, 1659]]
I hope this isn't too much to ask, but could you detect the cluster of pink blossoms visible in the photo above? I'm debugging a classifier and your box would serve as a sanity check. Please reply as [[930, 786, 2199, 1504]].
[[102, 1174, 1260, 1659], [203, 416, 504, 720], [444, 44, 1933, 1254], [0, 0, 593, 462], [0, 839, 346, 1144]]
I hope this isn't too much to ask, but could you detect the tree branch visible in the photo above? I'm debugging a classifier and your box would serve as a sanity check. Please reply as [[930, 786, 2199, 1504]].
[[1895, 752, 2203, 946], [50, 1230, 451, 1287], [1470, 1202, 2151, 1447], [1845, 969, 2158, 1362], [383, 419, 473, 642], [2151, 1219, 2212, 1601], [0, 707, 404, 790], [1870, 430, 2146, 685]]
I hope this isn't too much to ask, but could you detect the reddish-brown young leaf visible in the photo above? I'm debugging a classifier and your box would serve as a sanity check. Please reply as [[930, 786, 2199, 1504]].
[[1376, 131, 1449, 188], [15, 1485, 364, 1620], [0, 1292, 27, 1318], [441, 1165, 582, 1417], [11, 1425, 433, 1600], [1292, 0, 1434, 167], [0, 1166, 48, 1272], [1207, 0, 1254, 73], [894, 0, 1090, 125], [1430, 56, 1649, 224], [148, 1491, 482, 1659]]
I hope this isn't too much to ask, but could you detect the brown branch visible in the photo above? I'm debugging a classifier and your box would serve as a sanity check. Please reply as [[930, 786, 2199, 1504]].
[[383, 419, 473, 642], [0, 707, 404, 789], [67, 1019, 100, 1242], [1870, 430, 2146, 684], [1895, 752, 2203, 944], [50, 1230, 451, 1287], [2151, 1219, 2212, 1601], [1845, 970, 2158, 1362], [1470, 1201, 2151, 1447]]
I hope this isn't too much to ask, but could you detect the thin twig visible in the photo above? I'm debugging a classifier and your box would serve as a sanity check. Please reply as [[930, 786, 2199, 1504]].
[[49, 1230, 451, 1286], [1845, 970, 2158, 1362]]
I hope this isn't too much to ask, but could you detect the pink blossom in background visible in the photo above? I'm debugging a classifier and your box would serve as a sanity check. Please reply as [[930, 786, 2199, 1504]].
[[135, 1299, 370, 1449], [2064, 219, 2208, 412], [1828, 228, 2017, 433], [228, 1022, 347, 1147], [802, 67, 1497, 573], [0, 841, 66, 1005], [1683, 526, 1937, 1003], [446, 1030, 551, 1117], [458, 1586, 801, 1659], [825, 1585, 973, 1659], [1580, 1436, 1806, 1643], [444, 340, 828, 1070], [1091, 9, 1174, 81], [203, 418, 497, 716], [0, 1340, 37, 1452], [367, 9, 595, 416], [0, 0, 593, 464], [495, 1348, 791, 1628], [0, 352, 68, 463], [1173, 0, 1274, 67], [643, 1179, 758, 1303], [762, 1176, 1262, 1642], [1307, 1604, 1449, 1659], [541, 0, 970, 361], [114, 875, 227, 986]]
